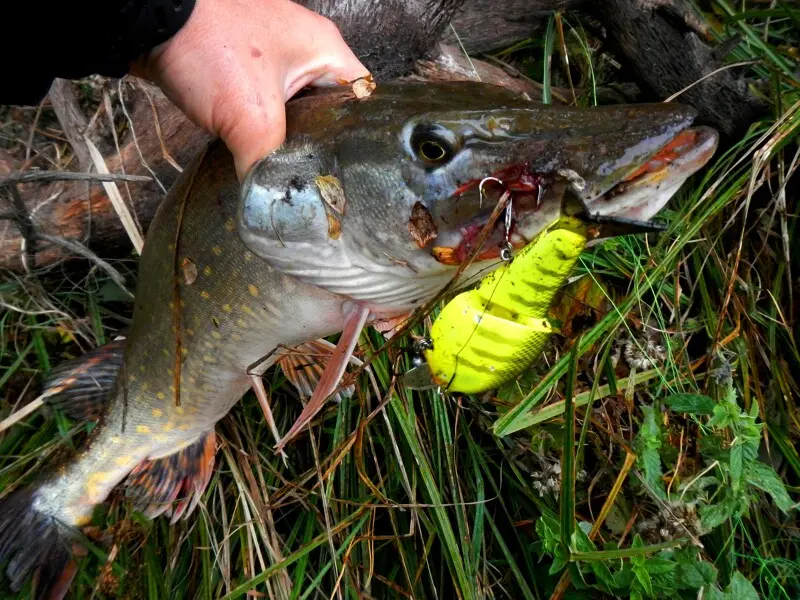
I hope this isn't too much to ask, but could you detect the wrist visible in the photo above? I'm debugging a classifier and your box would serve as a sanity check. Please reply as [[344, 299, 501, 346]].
[[118, 0, 198, 76]]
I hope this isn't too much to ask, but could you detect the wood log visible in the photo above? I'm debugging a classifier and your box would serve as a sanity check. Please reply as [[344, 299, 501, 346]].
[[442, 0, 764, 138], [595, 0, 765, 139], [0, 80, 207, 272], [444, 0, 580, 54]]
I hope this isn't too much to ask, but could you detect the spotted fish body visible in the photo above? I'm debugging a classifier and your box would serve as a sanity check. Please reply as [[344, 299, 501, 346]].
[[424, 217, 588, 394], [0, 81, 719, 598], [32, 141, 349, 529]]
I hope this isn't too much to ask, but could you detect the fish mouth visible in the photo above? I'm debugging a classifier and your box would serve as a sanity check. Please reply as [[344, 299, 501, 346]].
[[431, 125, 718, 266]]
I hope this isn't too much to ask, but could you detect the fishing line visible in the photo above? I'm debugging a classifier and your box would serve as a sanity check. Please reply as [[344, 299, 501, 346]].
[[443, 191, 519, 393]]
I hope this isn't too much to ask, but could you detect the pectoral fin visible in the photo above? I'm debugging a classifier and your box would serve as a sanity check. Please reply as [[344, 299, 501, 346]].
[[274, 304, 370, 452], [371, 311, 413, 339], [277, 338, 362, 403]]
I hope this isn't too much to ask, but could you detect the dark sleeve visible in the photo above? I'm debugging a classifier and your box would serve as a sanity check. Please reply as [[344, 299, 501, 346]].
[[2, 0, 196, 106]]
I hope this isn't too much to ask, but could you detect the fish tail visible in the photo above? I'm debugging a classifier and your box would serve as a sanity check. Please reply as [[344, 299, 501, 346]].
[[0, 338, 127, 598], [0, 481, 81, 599], [42, 336, 126, 421], [0, 405, 216, 596]]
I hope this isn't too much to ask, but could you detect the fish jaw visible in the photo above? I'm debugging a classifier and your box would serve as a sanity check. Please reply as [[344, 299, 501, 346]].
[[237, 81, 719, 316], [583, 125, 719, 222]]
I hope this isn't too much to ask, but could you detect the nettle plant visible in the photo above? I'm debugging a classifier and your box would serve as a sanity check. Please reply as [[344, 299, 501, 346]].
[[535, 374, 796, 599]]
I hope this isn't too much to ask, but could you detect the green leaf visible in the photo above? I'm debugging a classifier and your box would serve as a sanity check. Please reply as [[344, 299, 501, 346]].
[[614, 567, 635, 589], [700, 498, 736, 530], [644, 557, 677, 575], [695, 561, 719, 586], [630, 590, 644, 600], [590, 561, 616, 589], [745, 460, 796, 513], [676, 563, 705, 589], [550, 545, 569, 575], [536, 514, 562, 554], [730, 442, 744, 489], [673, 547, 718, 590], [708, 403, 734, 430], [727, 571, 759, 600], [635, 406, 664, 496], [573, 521, 596, 552], [707, 587, 726, 600], [663, 393, 715, 414], [633, 564, 654, 596]]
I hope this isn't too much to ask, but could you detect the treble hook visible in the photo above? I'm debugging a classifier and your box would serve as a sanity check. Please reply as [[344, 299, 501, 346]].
[[501, 198, 514, 263], [478, 176, 504, 208]]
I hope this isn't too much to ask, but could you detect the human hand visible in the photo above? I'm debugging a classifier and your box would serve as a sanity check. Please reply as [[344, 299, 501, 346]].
[[131, 0, 370, 180]]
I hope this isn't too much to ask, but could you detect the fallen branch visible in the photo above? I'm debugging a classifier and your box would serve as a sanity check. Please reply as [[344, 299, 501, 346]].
[[0, 172, 152, 185]]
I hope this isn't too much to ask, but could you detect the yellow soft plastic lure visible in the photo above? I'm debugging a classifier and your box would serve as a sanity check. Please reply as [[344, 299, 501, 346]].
[[409, 216, 589, 394]]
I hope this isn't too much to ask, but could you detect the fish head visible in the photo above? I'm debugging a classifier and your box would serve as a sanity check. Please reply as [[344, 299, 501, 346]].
[[237, 81, 718, 318]]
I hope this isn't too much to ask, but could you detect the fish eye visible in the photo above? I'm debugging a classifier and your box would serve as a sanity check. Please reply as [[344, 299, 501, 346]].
[[420, 139, 447, 162], [410, 125, 457, 166]]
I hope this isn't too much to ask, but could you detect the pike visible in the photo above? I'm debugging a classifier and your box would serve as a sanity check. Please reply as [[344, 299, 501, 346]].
[[0, 81, 717, 598]]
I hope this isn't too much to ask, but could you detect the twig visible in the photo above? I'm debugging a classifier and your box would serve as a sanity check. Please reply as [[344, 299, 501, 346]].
[[139, 83, 183, 173], [48, 78, 92, 170], [119, 79, 167, 194], [448, 25, 481, 82], [36, 233, 134, 298], [104, 89, 144, 235], [0, 395, 46, 434], [24, 99, 45, 165], [663, 60, 759, 102], [3, 184, 37, 271], [85, 137, 145, 253], [0, 171, 152, 185]]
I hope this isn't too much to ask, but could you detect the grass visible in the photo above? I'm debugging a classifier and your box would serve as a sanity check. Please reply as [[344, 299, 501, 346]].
[[1, 2, 799, 599]]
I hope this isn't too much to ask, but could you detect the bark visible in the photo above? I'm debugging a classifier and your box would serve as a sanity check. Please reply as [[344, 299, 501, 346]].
[[47, 79, 93, 170], [595, 0, 765, 139], [299, 0, 469, 80], [0, 80, 208, 272], [445, 0, 580, 54]]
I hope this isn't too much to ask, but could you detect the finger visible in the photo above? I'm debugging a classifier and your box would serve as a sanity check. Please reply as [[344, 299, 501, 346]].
[[215, 87, 288, 181], [283, 17, 371, 98]]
